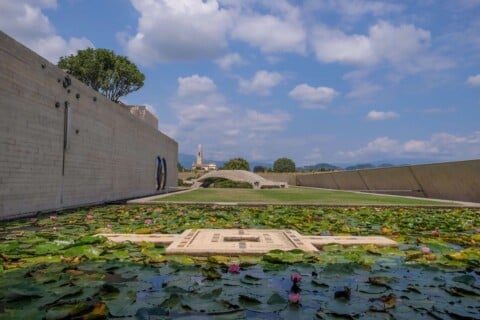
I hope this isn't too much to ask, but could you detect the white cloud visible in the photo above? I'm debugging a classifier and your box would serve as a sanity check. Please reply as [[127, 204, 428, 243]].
[[238, 70, 283, 95], [289, 84, 338, 109], [342, 137, 399, 158], [340, 132, 480, 160], [176, 103, 231, 126], [403, 140, 438, 154], [312, 26, 376, 65], [215, 53, 245, 70], [311, 21, 451, 73], [231, 9, 306, 54], [177, 75, 216, 96], [367, 110, 399, 120], [30, 35, 93, 62], [467, 74, 480, 86], [125, 0, 231, 64], [171, 80, 291, 161], [0, 1, 93, 62]]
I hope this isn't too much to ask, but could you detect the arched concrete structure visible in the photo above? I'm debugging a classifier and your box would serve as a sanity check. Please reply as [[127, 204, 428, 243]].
[[194, 170, 287, 189]]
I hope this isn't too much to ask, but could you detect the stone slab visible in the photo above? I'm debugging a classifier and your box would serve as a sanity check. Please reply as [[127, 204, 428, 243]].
[[98, 233, 179, 245], [99, 229, 397, 256], [165, 229, 318, 256]]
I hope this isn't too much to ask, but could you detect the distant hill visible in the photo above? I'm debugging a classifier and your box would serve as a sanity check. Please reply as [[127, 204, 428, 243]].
[[345, 163, 397, 170], [179, 153, 411, 172], [345, 163, 375, 170], [297, 163, 340, 171]]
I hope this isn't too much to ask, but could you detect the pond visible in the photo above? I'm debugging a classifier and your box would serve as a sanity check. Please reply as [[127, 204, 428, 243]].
[[0, 205, 479, 319]]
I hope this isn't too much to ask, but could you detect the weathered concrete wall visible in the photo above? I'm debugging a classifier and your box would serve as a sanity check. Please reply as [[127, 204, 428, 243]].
[[127, 105, 158, 130], [358, 166, 424, 197], [410, 160, 480, 201], [257, 173, 297, 185], [0, 32, 178, 219], [328, 171, 367, 190], [295, 172, 339, 189], [296, 160, 480, 202]]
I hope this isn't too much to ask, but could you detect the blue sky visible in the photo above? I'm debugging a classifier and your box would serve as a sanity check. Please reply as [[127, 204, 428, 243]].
[[1, 0, 479, 166]]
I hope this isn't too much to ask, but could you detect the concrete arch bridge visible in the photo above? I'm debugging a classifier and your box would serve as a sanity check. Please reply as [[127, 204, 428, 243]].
[[194, 170, 287, 189]]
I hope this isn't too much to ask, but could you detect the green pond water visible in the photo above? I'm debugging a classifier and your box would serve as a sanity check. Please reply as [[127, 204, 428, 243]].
[[1, 205, 479, 319]]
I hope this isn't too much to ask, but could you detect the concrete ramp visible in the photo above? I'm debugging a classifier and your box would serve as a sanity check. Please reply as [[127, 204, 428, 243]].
[[195, 170, 287, 189]]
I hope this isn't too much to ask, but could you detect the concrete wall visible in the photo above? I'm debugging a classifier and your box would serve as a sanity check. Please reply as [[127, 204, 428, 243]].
[[296, 159, 480, 203], [257, 173, 297, 185], [127, 105, 158, 130], [0, 32, 178, 219]]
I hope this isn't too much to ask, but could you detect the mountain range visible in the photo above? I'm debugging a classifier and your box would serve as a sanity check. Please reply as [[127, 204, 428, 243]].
[[177, 153, 436, 171]]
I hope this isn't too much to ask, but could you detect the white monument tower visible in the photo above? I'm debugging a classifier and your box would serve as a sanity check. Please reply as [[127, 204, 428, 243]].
[[196, 144, 203, 165], [192, 144, 217, 171]]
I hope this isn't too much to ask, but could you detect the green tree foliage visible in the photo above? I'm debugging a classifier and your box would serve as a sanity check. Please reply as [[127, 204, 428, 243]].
[[273, 157, 296, 172], [177, 162, 185, 172], [201, 178, 253, 189], [223, 158, 250, 171], [58, 48, 145, 102]]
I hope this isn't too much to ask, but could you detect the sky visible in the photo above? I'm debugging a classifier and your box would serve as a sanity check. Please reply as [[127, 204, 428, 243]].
[[1, 0, 480, 166]]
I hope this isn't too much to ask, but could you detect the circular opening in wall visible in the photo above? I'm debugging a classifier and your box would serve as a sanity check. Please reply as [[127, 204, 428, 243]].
[[162, 158, 167, 190], [156, 156, 167, 191]]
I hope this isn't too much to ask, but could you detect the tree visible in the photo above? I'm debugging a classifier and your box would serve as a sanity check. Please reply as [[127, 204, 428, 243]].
[[273, 157, 296, 172], [177, 162, 185, 172], [223, 158, 250, 171], [58, 48, 145, 102]]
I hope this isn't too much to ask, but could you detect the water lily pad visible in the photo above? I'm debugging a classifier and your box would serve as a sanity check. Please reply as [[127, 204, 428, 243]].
[[263, 249, 310, 264], [62, 245, 103, 259]]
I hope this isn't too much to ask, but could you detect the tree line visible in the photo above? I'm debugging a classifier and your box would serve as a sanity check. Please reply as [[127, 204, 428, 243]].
[[179, 157, 296, 173]]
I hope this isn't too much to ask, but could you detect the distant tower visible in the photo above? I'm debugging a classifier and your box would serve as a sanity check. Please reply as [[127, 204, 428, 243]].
[[196, 144, 203, 165]]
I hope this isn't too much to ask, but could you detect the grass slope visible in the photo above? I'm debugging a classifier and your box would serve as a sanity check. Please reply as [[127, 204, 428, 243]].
[[156, 187, 454, 206]]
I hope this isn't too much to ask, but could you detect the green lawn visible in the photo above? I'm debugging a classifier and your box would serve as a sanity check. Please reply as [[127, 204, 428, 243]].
[[155, 187, 456, 206]]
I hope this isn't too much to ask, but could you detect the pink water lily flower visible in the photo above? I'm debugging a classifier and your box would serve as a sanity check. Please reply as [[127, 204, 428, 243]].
[[432, 229, 439, 236], [291, 273, 302, 283], [288, 293, 301, 304], [228, 264, 240, 274], [476, 228, 480, 233], [422, 247, 431, 254], [86, 215, 94, 220], [50, 215, 58, 221], [144, 219, 153, 225]]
